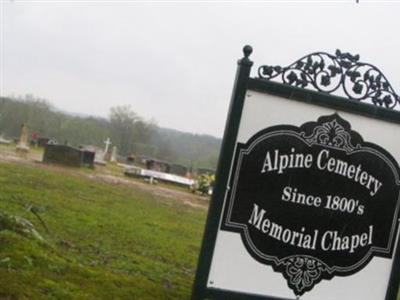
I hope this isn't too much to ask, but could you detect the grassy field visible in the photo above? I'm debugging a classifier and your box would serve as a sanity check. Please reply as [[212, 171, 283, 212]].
[[0, 159, 399, 300], [0, 161, 206, 300]]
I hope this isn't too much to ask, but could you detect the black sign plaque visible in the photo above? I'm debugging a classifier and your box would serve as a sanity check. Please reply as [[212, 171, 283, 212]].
[[221, 113, 400, 296]]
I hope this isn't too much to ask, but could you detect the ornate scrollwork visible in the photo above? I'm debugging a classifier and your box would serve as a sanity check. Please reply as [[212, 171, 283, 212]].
[[301, 116, 361, 152], [258, 50, 400, 109], [281, 256, 330, 296]]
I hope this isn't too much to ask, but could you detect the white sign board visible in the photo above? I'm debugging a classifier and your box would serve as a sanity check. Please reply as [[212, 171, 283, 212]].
[[206, 91, 400, 300]]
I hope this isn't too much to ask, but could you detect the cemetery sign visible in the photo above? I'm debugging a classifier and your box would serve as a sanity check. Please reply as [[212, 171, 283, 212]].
[[192, 46, 400, 300], [223, 113, 400, 296]]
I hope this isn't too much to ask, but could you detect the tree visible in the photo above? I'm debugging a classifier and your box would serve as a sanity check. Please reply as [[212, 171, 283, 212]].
[[109, 105, 155, 155]]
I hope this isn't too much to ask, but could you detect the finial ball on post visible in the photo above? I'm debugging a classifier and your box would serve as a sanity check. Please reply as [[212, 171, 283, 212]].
[[243, 45, 253, 58]]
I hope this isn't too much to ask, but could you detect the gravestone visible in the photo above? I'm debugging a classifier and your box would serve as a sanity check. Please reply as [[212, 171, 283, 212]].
[[16, 123, 30, 155], [80, 145, 105, 166], [110, 146, 117, 163], [145, 158, 170, 173], [103, 138, 112, 162], [170, 164, 188, 176], [82, 150, 95, 168], [126, 154, 135, 165], [92, 148, 106, 166], [43, 144, 95, 168]]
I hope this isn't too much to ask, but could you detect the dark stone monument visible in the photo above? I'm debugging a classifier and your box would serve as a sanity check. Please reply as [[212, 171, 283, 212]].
[[126, 155, 135, 165], [43, 144, 95, 168], [170, 164, 188, 176], [145, 158, 170, 173], [82, 150, 95, 167]]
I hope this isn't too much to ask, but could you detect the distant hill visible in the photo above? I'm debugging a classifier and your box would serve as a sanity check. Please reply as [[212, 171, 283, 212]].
[[0, 96, 221, 169]]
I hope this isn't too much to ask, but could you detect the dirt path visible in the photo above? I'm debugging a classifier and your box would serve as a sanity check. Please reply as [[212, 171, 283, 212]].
[[0, 148, 209, 210]]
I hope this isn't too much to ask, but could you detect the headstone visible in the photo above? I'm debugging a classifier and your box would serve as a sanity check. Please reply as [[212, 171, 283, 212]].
[[82, 150, 95, 168], [110, 146, 117, 163], [43, 144, 94, 168], [144, 158, 170, 173], [94, 152, 107, 166], [16, 123, 30, 155], [170, 164, 188, 176], [126, 154, 135, 165], [103, 138, 112, 161]]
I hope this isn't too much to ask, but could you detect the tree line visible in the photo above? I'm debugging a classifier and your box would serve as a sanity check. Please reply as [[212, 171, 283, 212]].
[[0, 95, 220, 169]]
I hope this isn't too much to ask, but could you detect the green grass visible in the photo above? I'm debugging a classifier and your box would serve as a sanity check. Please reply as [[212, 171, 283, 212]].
[[1, 160, 398, 300], [0, 161, 206, 299]]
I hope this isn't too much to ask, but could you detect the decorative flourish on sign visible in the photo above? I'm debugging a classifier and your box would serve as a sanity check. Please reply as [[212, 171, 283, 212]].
[[301, 115, 362, 152], [258, 50, 400, 109], [280, 256, 329, 296]]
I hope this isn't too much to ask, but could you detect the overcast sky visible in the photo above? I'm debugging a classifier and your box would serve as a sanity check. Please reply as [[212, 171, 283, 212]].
[[1, 0, 400, 137]]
